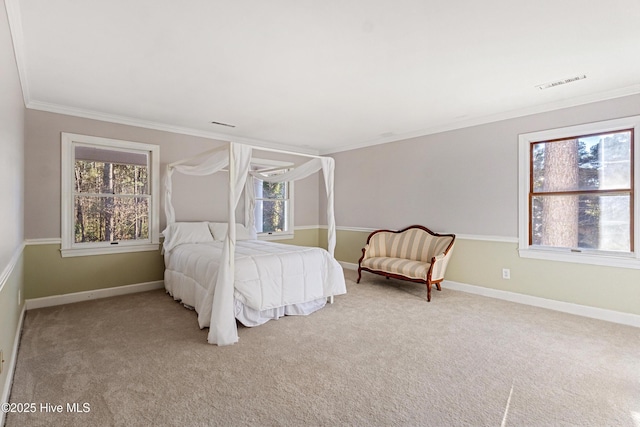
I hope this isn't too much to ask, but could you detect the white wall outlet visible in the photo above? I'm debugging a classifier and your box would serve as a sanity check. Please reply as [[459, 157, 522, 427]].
[[502, 268, 511, 279], [18, 289, 21, 306]]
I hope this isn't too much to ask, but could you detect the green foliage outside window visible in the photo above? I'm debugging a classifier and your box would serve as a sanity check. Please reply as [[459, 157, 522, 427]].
[[260, 181, 287, 233], [74, 160, 150, 243], [531, 130, 632, 252]]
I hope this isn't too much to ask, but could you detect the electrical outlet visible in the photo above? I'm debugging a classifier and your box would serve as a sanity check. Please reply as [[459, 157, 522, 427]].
[[18, 289, 21, 306], [502, 268, 511, 279]]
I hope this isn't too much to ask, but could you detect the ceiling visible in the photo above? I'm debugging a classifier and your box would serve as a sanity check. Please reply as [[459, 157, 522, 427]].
[[7, 0, 640, 154]]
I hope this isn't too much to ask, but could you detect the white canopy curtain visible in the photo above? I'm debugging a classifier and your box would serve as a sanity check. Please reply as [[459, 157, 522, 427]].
[[247, 157, 336, 256], [164, 142, 337, 346]]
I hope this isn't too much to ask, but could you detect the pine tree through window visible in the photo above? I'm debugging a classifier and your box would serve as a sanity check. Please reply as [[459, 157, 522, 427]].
[[530, 129, 633, 253]]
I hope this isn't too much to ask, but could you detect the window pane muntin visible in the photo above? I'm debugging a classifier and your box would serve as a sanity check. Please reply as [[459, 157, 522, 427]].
[[532, 130, 632, 193], [531, 193, 631, 252], [74, 145, 147, 165]]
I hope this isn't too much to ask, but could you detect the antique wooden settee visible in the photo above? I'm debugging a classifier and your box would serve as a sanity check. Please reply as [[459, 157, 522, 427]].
[[357, 225, 456, 301]]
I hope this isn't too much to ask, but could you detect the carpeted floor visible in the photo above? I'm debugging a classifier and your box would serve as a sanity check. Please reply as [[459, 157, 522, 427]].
[[6, 270, 640, 426]]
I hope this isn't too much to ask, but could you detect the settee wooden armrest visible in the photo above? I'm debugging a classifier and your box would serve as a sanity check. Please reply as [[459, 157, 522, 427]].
[[356, 225, 455, 302]]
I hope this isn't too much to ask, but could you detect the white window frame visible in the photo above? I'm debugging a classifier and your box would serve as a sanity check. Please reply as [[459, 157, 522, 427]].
[[518, 115, 640, 269], [61, 133, 160, 257], [248, 158, 294, 241]]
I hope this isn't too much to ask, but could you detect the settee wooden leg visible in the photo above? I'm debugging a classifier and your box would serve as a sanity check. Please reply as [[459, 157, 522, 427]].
[[436, 282, 441, 291], [426, 283, 431, 302], [357, 268, 362, 283]]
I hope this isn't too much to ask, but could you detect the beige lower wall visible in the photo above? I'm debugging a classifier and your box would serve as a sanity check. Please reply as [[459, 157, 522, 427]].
[[24, 245, 165, 299], [0, 251, 24, 401], [23, 227, 640, 316], [334, 229, 640, 316], [447, 239, 640, 315], [276, 228, 322, 248], [334, 229, 368, 264], [23, 228, 322, 300]]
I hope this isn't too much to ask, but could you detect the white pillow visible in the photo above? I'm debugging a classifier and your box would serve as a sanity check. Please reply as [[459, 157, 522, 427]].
[[208, 222, 257, 241], [208, 222, 227, 241], [162, 222, 214, 251]]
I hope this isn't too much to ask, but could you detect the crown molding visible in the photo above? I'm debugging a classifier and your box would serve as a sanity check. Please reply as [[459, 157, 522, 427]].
[[26, 100, 321, 156], [5, 0, 30, 106], [5, 0, 313, 155], [321, 84, 640, 155]]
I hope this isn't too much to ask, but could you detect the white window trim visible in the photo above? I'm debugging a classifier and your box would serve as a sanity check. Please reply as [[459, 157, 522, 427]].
[[518, 115, 640, 269], [61, 133, 160, 257], [248, 158, 295, 241]]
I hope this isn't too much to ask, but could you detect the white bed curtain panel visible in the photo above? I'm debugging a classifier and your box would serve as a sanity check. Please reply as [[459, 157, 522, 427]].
[[163, 143, 251, 346], [208, 143, 252, 345], [249, 157, 336, 255]]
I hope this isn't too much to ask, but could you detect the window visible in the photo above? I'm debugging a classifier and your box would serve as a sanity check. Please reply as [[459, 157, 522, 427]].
[[518, 116, 640, 268], [250, 159, 294, 239], [61, 133, 160, 257]]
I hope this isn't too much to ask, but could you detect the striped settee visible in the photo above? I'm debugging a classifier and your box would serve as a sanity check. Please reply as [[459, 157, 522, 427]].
[[357, 225, 456, 302]]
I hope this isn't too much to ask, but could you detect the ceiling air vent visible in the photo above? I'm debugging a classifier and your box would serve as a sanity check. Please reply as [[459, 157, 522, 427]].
[[210, 120, 236, 128], [536, 74, 586, 90]]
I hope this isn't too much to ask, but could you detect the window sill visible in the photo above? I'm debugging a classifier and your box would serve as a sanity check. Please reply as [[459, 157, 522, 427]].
[[518, 247, 640, 270], [258, 232, 294, 241], [60, 243, 160, 258]]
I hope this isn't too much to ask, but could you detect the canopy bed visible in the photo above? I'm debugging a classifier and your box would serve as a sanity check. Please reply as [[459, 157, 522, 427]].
[[163, 142, 346, 346]]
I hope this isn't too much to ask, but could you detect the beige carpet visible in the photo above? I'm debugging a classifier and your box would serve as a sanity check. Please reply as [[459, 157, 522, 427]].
[[6, 270, 640, 426]]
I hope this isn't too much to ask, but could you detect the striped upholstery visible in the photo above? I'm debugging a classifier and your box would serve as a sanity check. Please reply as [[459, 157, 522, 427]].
[[360, 257, 429, 280], [363, 228, 453, 264]]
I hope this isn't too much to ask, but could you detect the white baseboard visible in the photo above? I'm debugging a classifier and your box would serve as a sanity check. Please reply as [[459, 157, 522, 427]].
[[1, 305, 26, 427], [350, 264, 640, 328], [25, 281, 165, 310], [443, 280, 640, 328], [339, 261, 358, 271]]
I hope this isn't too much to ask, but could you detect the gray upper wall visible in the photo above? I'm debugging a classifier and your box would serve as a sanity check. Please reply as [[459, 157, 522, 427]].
[[24, 110, 320, 240], [0, 4, 25, 269], [22, 93, 640, 240], [329, 94, 640, 237]]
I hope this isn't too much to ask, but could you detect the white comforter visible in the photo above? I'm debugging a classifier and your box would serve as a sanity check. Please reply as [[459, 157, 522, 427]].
[[164, 240, 347, 328]]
